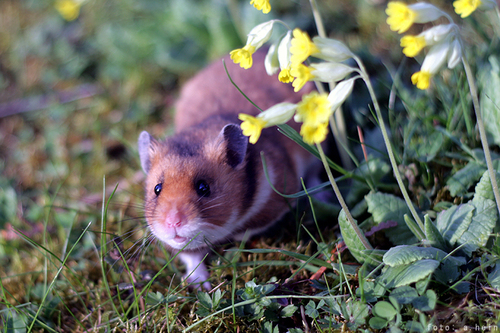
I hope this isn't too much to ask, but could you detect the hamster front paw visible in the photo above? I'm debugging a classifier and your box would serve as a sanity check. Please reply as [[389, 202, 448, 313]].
[[178, 251, 211, 290]]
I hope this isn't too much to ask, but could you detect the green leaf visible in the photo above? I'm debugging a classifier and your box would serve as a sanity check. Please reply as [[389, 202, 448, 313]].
[[446, 160, 486, 197], [424, 214, 447, 251], [479, 56, 500, 146], [389, 286, 419, 305], [372, 301, 397, 320], [383, 245, 450, 266], [369, 316, 389, 330], [348, 301, 370, 325], [305, 300, 319, 319], [411, 289, 436, 312], [196, 291, 212, 309], [403, 214, 425, 240], [405, 321, 425, 333], [261, 321, 278, 333], [406, 130, 444, 162], [346, 157, 391, 204], [378, 259, 440, 288], [436, 203, 474, 246], [459, 196, 497, 255], [338, 209, 373, 265], [474, 169, 500, 200], [487, 260, 500, 291], [281, 305, 298, 318], [451, 171, 499, 255], [365, 192, 418, 245], [288, 329, 305, 333]]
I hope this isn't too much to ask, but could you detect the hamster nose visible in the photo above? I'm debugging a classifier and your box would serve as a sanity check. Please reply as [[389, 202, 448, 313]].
[[164, 209, 185, 227]]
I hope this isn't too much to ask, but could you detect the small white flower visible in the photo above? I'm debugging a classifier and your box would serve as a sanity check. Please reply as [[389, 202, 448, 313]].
[[310, 62, 355, 83], [246, 20, 276, 49], [421, 41, 451, 75], [312, 37, 353, 63], [264, 43, 280, 75], [278, 30, 293, 70], [259, 102, 297, 126], [447, 39, 462, 69], [328, 77, 357, 112], [421, 24, 457, 45]]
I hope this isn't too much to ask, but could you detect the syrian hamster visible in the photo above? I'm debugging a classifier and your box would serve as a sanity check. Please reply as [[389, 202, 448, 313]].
[[138, 50, 315, 289]]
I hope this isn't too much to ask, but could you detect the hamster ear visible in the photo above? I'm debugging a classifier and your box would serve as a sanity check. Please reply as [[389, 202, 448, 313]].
[[138, 131, 157, 173], [221, 124, 248, 169]]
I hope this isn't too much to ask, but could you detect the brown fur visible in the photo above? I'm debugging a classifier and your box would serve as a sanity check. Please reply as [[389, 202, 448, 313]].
[[139, 49, 316, 286]]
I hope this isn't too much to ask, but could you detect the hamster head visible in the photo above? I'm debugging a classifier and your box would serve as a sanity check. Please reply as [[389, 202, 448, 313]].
[[138, 124, 252, 251]]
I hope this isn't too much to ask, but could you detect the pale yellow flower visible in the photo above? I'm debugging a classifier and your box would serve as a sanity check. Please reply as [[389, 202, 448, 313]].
[[250, 0, 271, 14], [55, 0, 82, 21], [453, 0, 482, 17], [230, 45, 256, 69], [290, 29, 319, 65], [278, 67, 294, 83], [400, 36, 426, 57], [300, 122, 329, 145], [386, 1, 444, 34], [290, 64, 314, 92], [411, 71, 432, 90], [295, 92, 331, 126], [239, 114, 268, 144]]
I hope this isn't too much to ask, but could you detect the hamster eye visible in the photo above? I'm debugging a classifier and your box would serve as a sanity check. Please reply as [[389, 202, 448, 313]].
[[195, 180, 210, 197], [154, 183, 163, 196]]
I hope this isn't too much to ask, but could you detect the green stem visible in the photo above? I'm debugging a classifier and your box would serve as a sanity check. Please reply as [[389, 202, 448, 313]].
[[462, 58, 500, 216], [309, 0, 352, 169], [354, 55, 425, 238], [316, 143, 372, 250], [309, 0, 326, 38]]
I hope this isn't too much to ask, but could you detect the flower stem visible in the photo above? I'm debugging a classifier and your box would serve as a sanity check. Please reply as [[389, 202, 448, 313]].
[[354, 55, 425, 237], [309, 0, 352, 170], [462, 58, 500, 216], [316, 143, 373, 250]]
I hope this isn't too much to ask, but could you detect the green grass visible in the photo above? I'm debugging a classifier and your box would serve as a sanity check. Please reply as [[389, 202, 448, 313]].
[[2, 0, 500, 332]]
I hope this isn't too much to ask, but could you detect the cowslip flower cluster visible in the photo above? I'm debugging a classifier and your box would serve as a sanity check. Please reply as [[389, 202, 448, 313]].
[[238, 82, 356, 145], [231, 22, 357, 145], [386, 2, 463, 90], [55, 0, 85, 21]]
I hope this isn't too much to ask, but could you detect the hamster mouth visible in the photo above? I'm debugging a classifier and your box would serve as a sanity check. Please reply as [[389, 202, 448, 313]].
[[174, 235, 188, 243]]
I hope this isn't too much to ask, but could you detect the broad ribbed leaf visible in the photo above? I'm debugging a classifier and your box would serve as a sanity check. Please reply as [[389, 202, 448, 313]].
[[338, 209, 373, 265], [436, 204, 474, 246], [377, 259, 440, 288], [366, 192, 417, 245]]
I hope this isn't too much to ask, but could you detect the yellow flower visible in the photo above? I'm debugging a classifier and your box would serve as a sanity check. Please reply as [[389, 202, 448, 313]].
[[290, 63, 314, 92], [300, 122, 329, 145], [55, 0, 82, 21], [278, 67, 294, 83], [453, 0, 482, 17], [386, 2, 444, 34], [295, 92, 331, 126], [400, 35, 426, 57], [290, 29, 319, 65], [386, 2, 416, 34], [230, 45, 257, 69], [411, 71, 432, 90], [250, 0, 271, 14], [239, 114, 268, 144]]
